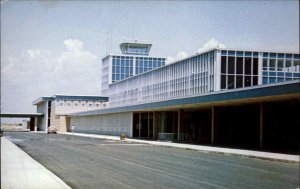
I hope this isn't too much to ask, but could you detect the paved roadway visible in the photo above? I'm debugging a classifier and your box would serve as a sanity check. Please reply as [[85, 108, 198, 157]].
[[4, 132, 299, 189]]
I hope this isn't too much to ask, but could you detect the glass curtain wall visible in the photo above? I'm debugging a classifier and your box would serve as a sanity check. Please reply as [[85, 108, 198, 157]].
[[221, 50, 258, 90], [262, 53, 300, 84]]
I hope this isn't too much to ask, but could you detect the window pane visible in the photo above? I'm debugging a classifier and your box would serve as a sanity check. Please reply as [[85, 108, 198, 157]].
[[236, 57, 243, 74], [245, 52, 252, 57], [221, 75, 226, 89], [263, 59, 268, 70], [245, 58, 252, 75], [237, 51, 243, 56], [221, 56, 227, 74], [236, 76, 243, 88], [277, 60, 283, 71], [228, 75, 234, 89], [269, 59, 275, 71], [253, 76, 258, 85], [253, 58, 258, 75], [228, 57, 235, 74], [285, 60, 292, 67], [245, 76, 251, 87]]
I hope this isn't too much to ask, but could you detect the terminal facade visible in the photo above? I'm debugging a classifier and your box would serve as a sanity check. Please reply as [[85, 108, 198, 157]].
[[34, 42, 300, 154], [33, 95, 108, 132]]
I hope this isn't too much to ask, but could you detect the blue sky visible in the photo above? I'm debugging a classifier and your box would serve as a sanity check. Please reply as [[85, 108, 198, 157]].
[[1, 0, 299, 121]]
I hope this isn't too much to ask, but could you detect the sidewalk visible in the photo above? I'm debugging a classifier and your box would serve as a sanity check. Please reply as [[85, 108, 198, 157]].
[[61, 132, 299, 163], [1, 137, 71, 189]]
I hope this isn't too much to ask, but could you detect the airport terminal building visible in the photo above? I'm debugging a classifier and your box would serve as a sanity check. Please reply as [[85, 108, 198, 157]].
[[35, 42, 300, 154], [33, 95, 108, 132]]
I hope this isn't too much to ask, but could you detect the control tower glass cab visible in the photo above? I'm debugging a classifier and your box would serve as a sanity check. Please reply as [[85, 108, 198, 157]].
[[120, 41, 152, 55]]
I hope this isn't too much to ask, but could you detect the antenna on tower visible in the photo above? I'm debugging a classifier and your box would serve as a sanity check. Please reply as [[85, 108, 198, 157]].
[[110, 30, 112, 54], [106, 31, 109, 55]]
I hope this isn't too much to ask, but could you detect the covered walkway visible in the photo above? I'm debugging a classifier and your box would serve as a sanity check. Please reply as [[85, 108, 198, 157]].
[[0, 113, 44, 131]]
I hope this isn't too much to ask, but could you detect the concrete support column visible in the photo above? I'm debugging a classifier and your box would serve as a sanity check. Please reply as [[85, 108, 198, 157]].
[[147, 112, 150, 138], [139, 112, 141, 138], [34, 117, 38, 131], [259, 103, 264, 148], [177, 109, 184, 141], [177, 110, 180, 141], [153, 112, 159, 139], [211, 106, 215, 144], [29, 118, 34, 131]]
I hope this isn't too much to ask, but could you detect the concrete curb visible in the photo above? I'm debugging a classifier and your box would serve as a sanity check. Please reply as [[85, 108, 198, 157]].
[[59, 132, 299, 163], [1, 137, 71, 189]]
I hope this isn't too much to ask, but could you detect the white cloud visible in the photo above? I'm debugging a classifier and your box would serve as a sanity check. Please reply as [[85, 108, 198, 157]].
[[55, 39, 100, 94], [63, 39, 83, 52], [198, 38, 226, 53], [166, 51, 188, 64], [1, 39, 101, 115], [26, 49, 41, 58]]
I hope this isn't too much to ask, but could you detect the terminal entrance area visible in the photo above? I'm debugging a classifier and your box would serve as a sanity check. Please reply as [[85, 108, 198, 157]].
[[132, 112, 153, 138], [132, 100, 299, 154]]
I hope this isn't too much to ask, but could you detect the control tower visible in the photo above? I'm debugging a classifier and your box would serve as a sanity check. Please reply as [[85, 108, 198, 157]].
[[120, 40, 152, 55], [101, 40, 166, 96]]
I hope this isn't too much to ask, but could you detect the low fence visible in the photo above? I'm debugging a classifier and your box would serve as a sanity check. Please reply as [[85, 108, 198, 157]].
[[74, 128, 129, 137], [158, 133, 190, 142]]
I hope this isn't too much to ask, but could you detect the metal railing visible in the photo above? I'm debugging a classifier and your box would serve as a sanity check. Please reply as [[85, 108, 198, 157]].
[[158, 133, 190, 142]]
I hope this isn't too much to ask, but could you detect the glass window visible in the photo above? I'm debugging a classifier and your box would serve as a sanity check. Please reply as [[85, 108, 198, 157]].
[[285, 60, 292, 67], [293, 73, 300, 77], [269, 59, 276, 71], [285, 54, 292, 59], [236, 51, 243, 56], [149, 61, 153, 67], [294, 54, 300, 59], [228, 75, 234, 89], [253, 58, 258, 75], [245, 52, 252, 57], [277, 60, 283, 71], [270, 53, 276, 58], [277, 78, 284, 82], [253, 76, 258, 85], [228, 57, 235, 74], [236, 57, 243, 74], [263, 77, 268, 84], [221, 75, 226, 89], [245, 76, 251, 87], [253, 52, 258, 57], [263, 53, 269, 58], [228, 51, 235, 56], [236, 76, 243, 88], [277, 72, 284, 77], [269, 72, 276, 76], [245, 57, 252, 75], [294, 60, 300, 66], [278, 53, 284, 59], [221, 50, 227, 56], [263, 59, 268, 70], [221, 56, 227, 74]]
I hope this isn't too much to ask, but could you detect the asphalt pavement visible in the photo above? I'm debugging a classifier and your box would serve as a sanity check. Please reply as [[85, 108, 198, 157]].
[[3, 132, 300, 189]]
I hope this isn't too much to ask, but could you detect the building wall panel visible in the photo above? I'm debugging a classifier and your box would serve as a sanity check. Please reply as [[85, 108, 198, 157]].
[[70, 112, 133, 137]]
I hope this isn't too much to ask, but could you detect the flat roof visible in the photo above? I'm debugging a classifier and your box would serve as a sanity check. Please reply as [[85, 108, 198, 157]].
[[0, 113, 44, 118], [33, 95, 109, 105], [102, 54, 166, 61], [70, 80, 300, 117]]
